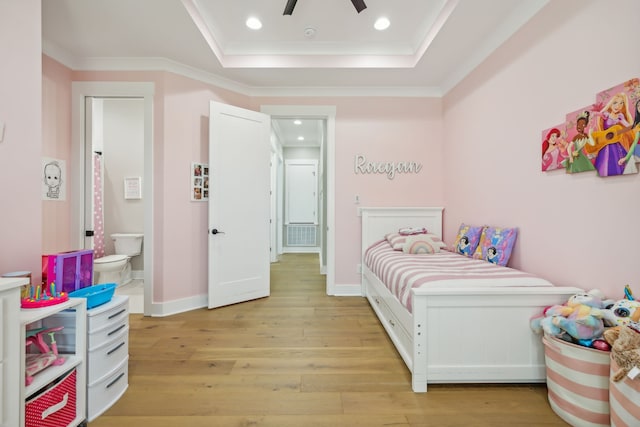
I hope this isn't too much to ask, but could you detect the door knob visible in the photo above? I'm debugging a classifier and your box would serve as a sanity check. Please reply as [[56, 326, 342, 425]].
[[211, 228, 225, 235]]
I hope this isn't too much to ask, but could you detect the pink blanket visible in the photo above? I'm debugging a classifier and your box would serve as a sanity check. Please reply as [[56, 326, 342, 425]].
[[364, 240, 553, 313]]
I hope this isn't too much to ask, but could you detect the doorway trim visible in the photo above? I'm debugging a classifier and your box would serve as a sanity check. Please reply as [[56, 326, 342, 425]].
[[71, 81, 154, 315], [260, 105, 336, 295]]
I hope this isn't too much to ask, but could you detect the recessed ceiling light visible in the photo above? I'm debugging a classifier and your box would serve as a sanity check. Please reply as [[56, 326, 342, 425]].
[[246, 17, 262, 30], [374, 17, 390, 31], [294, 120, 302, 125], [297, 136, 305, 141], [304, 27, 316, 39]]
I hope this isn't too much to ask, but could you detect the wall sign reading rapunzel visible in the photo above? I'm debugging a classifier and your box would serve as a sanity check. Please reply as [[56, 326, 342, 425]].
[[542, 77, 640, 177]]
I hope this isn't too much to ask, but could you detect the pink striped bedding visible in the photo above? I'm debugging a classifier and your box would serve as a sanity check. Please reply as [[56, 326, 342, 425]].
[[364, 239, 553, 313]]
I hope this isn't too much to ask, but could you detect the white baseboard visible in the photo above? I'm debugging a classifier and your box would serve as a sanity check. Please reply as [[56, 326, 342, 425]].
[[145, 284, 362, 317], [331, 283, 363, 296], [131, 269, 144, 280], [283, 246, 320, 253], [149, 294, 207, 317]]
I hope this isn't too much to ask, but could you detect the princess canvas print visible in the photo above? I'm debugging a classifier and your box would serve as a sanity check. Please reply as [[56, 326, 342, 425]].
[[542, 77, 640, 177], [563, 108, 596, 174], [541, 125, 568, 171]]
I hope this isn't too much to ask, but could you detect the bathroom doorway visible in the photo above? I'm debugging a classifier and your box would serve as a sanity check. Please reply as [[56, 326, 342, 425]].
[[85, 97, 145, 313], [71, 82, 154, 315]]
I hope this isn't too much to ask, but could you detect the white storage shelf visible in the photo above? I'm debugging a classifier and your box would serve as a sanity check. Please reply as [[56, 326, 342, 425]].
[[20, 297, 87, 427], [1, 276, 28, 427]]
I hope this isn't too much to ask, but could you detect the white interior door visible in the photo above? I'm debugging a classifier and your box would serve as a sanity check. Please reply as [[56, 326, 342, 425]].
[[208, 102, 271, 309], [285, 160, 318, 224]]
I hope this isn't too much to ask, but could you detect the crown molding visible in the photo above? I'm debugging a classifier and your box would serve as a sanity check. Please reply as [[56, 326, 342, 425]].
[[43, 43, 442, 98]]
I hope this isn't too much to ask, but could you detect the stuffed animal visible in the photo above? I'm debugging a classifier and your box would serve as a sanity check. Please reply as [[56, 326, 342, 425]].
[[609, 299, 640, 326], [531, 290, 614, 343], [603, 299, 640, 346], [608, 322, 640, 382]]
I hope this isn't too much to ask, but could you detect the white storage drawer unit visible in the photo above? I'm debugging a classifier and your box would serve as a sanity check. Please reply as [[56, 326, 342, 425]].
[[87, 356, 128, 420], [88, 298, 128, 334], [88, 325, 129, 384], [87, 295, 129, 421], [44, 294, 129, 422]]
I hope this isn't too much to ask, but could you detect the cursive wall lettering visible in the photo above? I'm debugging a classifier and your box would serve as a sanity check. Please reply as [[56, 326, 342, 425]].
[[354, 154, 423, 180]]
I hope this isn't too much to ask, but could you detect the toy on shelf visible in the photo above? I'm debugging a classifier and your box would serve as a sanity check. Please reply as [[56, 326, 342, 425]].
[[20, 282, 69, 309], [25, 326, 66, 386], [42, 249, 93, 294]]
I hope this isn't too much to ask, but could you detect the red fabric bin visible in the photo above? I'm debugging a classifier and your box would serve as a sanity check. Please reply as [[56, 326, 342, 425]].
[[25, 369, 76, 427]]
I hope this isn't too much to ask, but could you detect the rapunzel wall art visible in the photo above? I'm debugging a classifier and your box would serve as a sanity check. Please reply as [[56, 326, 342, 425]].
[[542, 77, 640, 177]]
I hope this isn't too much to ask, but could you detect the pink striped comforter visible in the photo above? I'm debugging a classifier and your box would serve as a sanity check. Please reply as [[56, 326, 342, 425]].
[[364, 240, 553, 313]]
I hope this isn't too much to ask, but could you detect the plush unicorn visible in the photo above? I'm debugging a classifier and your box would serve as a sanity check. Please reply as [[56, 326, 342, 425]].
[[531, 291, 615, 344]]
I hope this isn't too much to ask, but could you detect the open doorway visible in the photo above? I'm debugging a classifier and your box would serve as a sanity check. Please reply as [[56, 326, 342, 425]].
[[272, 118, 324, 259], [261, 105, 336, 295], [71, 82, 154, 315], [85, 97, 145, 313]]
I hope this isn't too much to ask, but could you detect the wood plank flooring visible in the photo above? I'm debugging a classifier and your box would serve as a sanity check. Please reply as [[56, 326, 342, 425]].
[[89, 253, 567, 426]]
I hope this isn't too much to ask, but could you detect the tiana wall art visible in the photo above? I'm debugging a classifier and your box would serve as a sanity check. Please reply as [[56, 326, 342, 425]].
[[541, 77, 640, 177]]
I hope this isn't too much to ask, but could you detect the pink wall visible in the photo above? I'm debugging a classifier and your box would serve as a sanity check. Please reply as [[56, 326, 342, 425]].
[[443, 0, 640, 299], [69, 70, 251, 302], [39, 0, 638, 308], [158, 72, 251, 301], [42, 55, 72, 254], [41, 57, 443, 304], [0, 2, 43, 284], [252, 96, 445, 286]]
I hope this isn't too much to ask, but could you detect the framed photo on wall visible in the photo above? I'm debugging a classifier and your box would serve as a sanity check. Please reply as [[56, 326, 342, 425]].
[[42, 157, 66, 201], [124, 176, 142, 199], [191, 162, 209, 201]]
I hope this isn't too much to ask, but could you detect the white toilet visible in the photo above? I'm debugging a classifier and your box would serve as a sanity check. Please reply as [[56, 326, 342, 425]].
[[93, 233, 143, 287]]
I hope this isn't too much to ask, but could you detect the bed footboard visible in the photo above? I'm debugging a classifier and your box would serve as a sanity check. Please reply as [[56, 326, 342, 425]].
[[364, 266, 582, 392], [410, 285, 582, 392]]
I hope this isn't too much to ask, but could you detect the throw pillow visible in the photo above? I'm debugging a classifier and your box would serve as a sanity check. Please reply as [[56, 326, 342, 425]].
[[402, 234, 440, 255], [473, 226, 518, 266], [453, 224, 484, 257]]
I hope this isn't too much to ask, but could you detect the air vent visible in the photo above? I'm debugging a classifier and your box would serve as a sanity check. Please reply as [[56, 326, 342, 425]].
[[286, 224, 317, 246]]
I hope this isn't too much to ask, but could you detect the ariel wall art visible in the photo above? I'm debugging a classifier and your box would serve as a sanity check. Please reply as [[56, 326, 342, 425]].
[[542, 77, 640, 177]]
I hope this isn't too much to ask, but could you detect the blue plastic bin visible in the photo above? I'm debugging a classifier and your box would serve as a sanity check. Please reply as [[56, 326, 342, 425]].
[[68, 283, 116, 309]]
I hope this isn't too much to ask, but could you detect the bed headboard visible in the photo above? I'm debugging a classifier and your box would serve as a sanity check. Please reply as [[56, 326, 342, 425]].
[[360, 207, 444, 254]]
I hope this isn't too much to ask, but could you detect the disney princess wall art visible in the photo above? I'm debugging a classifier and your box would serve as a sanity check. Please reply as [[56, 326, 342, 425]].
[[542, 77, 640, 178]]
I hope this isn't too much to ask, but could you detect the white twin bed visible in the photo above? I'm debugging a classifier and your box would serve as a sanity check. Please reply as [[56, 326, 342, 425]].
[[360, 207, 582, 392]]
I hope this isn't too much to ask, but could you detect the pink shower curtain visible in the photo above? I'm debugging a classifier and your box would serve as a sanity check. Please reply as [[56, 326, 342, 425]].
[[93, 153, 105, 259]]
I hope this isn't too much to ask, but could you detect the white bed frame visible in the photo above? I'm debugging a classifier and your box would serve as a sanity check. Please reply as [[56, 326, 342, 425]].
[[360, 207, 582, 392]]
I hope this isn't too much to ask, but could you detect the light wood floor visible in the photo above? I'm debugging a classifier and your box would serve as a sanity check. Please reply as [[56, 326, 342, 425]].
[[89, 253, 567, 426]]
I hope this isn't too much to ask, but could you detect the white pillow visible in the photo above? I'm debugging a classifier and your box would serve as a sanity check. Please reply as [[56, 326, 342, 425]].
[[402, 234, 441, 254]]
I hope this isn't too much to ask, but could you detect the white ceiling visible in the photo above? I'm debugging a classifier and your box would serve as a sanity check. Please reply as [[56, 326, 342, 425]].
[[42, 0, 549, 97], [41, 0, 548, 147]]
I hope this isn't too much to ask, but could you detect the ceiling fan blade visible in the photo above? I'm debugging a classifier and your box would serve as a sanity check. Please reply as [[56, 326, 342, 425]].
[[283, 0, 298, 15], [350, 0, 367, 13]]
